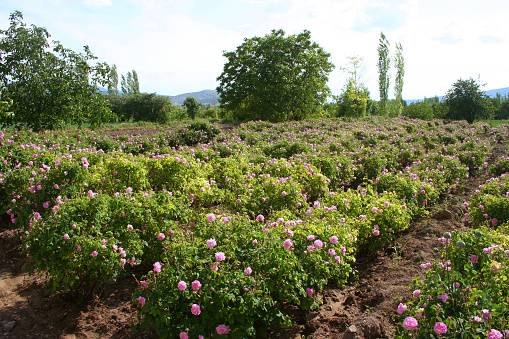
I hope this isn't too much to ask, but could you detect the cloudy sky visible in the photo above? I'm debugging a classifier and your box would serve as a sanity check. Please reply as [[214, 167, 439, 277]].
[[1, 0, 508, 100]]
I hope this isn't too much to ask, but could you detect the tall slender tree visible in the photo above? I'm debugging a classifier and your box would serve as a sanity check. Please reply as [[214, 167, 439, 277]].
[[377, 32, 390, 115], [132, 70, 140, 94], [121, 74, 128, 94], [108, 64, 119, 95], [393, 42, 405, 116]]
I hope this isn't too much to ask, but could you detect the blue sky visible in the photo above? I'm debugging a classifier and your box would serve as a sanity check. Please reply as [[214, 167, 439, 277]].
[[1, 0, 508, 100]]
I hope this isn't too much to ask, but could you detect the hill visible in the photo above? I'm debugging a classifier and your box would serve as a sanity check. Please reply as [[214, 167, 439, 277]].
[[406, 86, 509, 104], [169, 90, 219, 106]]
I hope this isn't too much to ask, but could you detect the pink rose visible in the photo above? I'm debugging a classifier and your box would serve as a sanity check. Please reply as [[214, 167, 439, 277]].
[[403, 317, 418, 330], [206, 238, 217, 248], [215, 252, 226, 262], [178, 281, 187, 291], [283, 239, 293, 249], [434, 322, 447, 334], [397, 303, 407, 315], [191, 280, 202, 291], [153, 261, 162, 273], [216, 324, 231, 335], [191, 304, 201, 316]]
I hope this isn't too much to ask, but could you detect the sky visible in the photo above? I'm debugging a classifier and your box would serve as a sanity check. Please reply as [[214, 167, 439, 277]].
[[1, 0, 508, 100]]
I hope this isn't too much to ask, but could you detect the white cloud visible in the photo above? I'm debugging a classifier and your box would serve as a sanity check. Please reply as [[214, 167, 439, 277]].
[[84, 0, 112, 8]]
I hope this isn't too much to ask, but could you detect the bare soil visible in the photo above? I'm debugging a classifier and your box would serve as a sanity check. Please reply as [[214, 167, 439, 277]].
[[0, 127, 505, 339]]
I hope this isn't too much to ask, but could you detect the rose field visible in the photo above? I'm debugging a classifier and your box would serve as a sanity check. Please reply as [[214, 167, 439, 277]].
[[1, 117, 509, 338]]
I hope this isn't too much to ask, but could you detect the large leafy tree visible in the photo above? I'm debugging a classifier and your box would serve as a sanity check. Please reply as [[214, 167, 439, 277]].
[[216, 29, 334, 122], [0, 11, 112, 131], [182, 96, 200, 120], [445, 77, 493, 123], [377, 32, 390, 116]]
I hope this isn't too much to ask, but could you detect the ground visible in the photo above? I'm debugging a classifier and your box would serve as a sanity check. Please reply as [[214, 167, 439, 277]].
[[0, 126, 504, 339]]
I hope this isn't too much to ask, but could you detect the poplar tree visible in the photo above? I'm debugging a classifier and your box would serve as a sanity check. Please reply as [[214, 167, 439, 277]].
[[393, 42, 405, 116], [377, 32, 390, 115], [108, 64, 119, 95]]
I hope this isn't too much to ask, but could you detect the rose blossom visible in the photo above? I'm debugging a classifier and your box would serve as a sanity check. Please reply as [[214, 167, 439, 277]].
[[153, 261, 162, 273], [206, 238, 217, 248], [178, 281, 187, 291], [192, 280, 202, 290], [283, 239, 293, 248], [137, 296, 146, 306], [191, 304, 201, 316], [216, 324, 231, 335], [215, 252, 226, 261], [403, 317, 418, 330], [434, 322, 448, 334], [397, 303, 407, 315]]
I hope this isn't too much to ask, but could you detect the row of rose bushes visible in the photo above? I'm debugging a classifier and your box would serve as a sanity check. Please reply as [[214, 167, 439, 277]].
[[0, 118, 507, 337], [395, 159, 509, 338]]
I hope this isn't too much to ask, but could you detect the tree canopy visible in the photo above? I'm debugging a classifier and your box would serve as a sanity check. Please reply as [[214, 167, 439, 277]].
[[0, 11, 113, 131], [445, 77, 492, 123], [183, 96, 200, 120], [216, 29, 334, 122]]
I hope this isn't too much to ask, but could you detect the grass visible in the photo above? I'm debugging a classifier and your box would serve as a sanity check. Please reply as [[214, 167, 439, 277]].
[[480, 119, 509, 127]]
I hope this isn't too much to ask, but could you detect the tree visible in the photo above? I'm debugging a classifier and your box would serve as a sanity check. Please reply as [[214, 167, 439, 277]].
[[183, 96, 200, 120], [339, 56, 369, 118], [120, 70, 140, 95], [217, 29, 334, 122], [108, 64, 119, 95], [131, 70, 140, 94], [0, 11, 112, 131], [404, 101, 434, 120], [337, 79, 370, 118], [445, 77, 493, 123], [377, 32, 390, 116], [393, 42, 404, 116], [121, 74, 128, 94]]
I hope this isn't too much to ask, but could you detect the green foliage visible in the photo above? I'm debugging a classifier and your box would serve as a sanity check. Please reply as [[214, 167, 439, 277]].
[[336, 78, 370, 118], [393, 42, 405, 117], [377, 32, 390, 116], [183, 96, 200, 120], [117, 93, 172, 123], [337, 56, 370, 118], [121, 69, 140, 95], [404, 101, 435, 120], [395, 228, 509, 338], [468, 175, 509, 228], [167, 122, 220, 147], [132, 214, 356, 338], [108, 64, 119, 95], [0, 11, 113, 131], [217, 29, 334, 122], [445, 77, 493, 123]]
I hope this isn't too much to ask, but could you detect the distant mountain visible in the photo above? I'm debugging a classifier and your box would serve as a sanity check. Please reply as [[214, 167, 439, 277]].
[[97, 87, 220, 107], [169, 90, 219, 106], [405, 86, 509, 104]]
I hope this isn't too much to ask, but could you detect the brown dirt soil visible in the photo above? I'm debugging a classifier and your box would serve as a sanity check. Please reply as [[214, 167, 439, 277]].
[[0, 126, 506, 339]]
